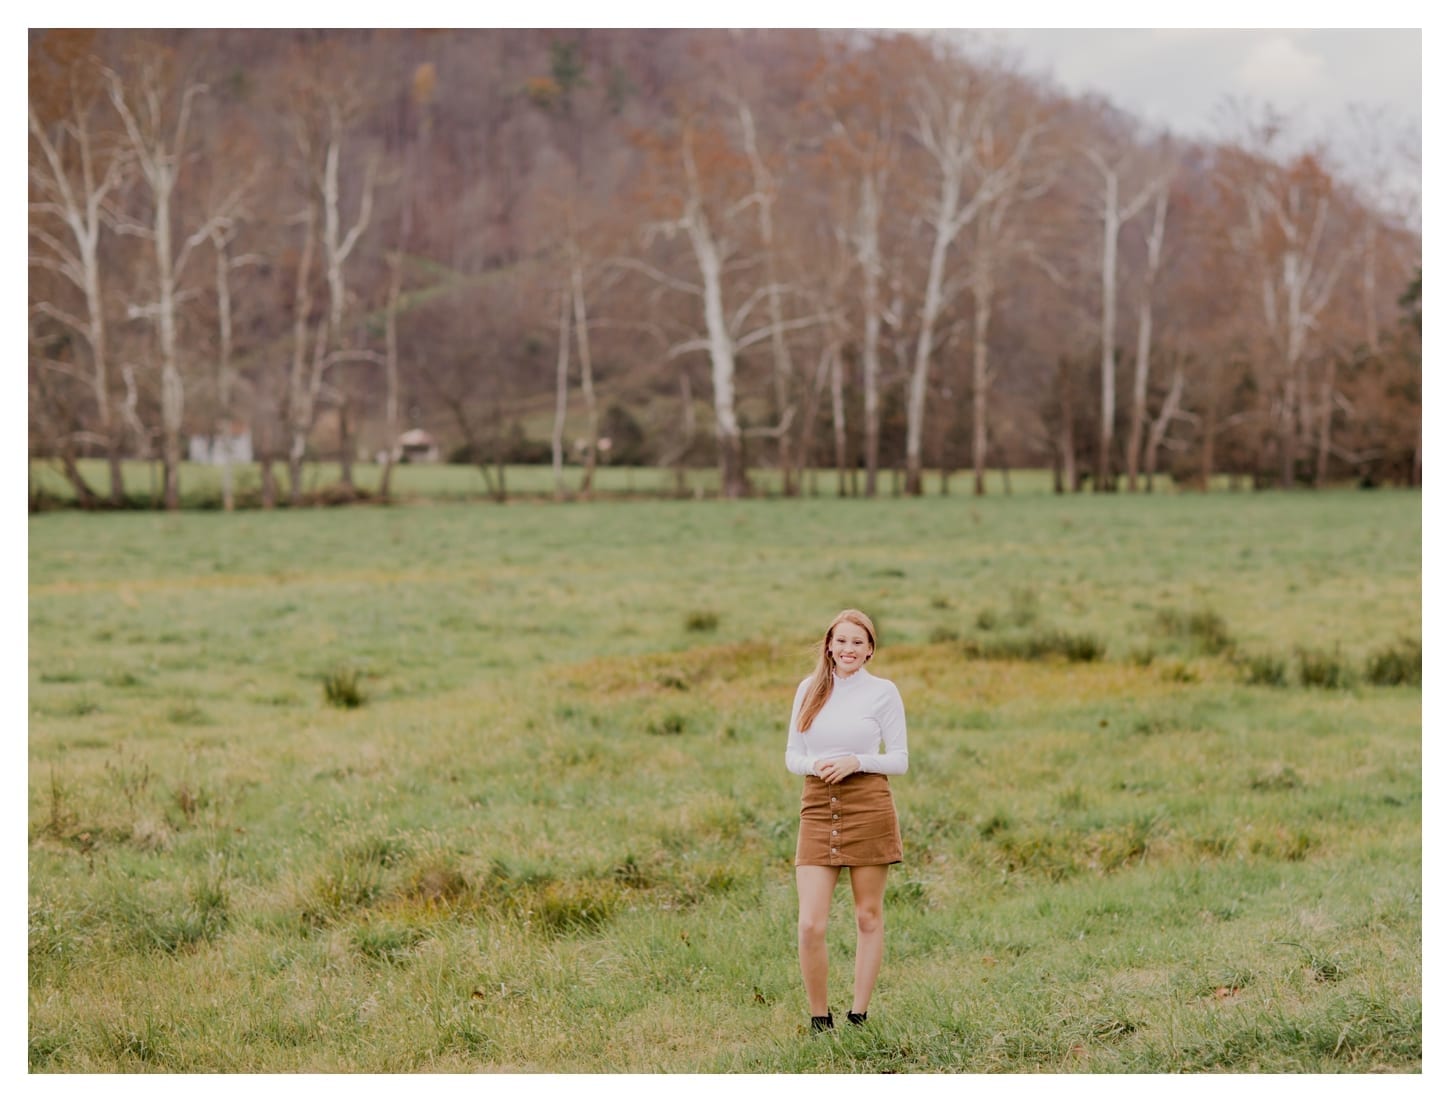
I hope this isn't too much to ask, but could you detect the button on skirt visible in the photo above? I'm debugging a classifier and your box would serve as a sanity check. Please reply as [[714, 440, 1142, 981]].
[[795, 772, 902, 867]]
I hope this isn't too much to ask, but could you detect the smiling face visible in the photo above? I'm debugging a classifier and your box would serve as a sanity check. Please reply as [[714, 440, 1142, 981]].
[[828, 618, 874, 677]]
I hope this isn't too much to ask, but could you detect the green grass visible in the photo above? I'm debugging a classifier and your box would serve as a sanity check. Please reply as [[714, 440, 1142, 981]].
[[28, 490, 1421, 1071], [30, 458, 1260, 509]]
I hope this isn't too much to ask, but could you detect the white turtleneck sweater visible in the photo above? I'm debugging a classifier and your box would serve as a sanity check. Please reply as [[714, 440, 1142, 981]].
[[785, 668, 909, 777]]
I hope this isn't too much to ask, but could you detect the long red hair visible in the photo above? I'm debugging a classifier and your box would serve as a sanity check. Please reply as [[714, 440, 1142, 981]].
[[796, 609, 876, 732]]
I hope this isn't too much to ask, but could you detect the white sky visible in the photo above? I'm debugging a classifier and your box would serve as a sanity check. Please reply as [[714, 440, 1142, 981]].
[[962, 27, 1420, 146]]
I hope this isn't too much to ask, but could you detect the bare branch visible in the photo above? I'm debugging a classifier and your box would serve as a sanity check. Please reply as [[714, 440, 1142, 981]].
[[335, 155, 378, 266], [31, 356, 95, 385], [667, 338, 711, 360], [323, 349, 386, 369], [604, 256, 702, 297], [735, 313, 831, 353], [30, 299, 89, 335]]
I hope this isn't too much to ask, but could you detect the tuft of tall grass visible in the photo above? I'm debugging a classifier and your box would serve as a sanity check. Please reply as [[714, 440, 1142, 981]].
[[351, 918, 427, 963], [1250, 763, 1304, 791], [1296, 647, 1354, 689], [1237, 651, 1289, 686], [963, 630, 1106, 663], [1364, 638, 1420, 686], [322, 665, 366, 708], [104, 871, 230, 955], [684, 610, 719, 633], [1153, 607, 1235, 655]]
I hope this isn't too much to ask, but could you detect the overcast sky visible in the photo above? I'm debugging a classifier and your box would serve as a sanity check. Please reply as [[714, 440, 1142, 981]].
[[962, 28, 1420, 144]]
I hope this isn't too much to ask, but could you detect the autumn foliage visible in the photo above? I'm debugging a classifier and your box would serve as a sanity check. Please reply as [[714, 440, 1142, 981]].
[[28, 29, 1420, 507]]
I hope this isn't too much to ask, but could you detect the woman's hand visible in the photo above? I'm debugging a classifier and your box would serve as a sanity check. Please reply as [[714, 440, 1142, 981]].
[[815, 755, 861, 784]]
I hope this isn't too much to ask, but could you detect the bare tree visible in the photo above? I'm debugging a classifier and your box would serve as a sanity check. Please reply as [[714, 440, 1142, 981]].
[[628, 105, 824, 499], [1084, 140, 1174, 492], [206, 221, 261, 511], [1124, 168, 1175, 491], [963, 104, 1056, 496], [812, 34, 917, 496], [737, 100, 803, 494], [1220, 129, 1350, 488], [106, 53, 244, 511], [28, 51, 131, 504], [903, 55, 1038, 495], [280, 75, 379, 501]]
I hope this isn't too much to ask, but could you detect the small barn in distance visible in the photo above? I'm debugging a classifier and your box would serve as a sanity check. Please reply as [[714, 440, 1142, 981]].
[[394, 428, 440, 464]]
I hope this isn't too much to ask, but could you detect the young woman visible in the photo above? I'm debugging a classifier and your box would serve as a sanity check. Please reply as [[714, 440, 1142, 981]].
[[785, 608, 908, 1033]]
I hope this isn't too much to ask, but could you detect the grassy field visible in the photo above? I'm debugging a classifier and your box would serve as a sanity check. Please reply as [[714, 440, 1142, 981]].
[[28, 490, 1421, 1072]]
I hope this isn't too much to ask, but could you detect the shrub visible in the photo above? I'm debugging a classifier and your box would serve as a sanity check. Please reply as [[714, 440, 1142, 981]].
[[1365, 638, 1420, 686]]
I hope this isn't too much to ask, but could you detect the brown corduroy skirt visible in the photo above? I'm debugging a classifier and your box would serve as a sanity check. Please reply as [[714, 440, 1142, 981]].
[[795, 772, 902, 867]]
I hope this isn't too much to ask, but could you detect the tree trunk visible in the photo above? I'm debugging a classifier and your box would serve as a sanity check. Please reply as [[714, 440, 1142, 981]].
[[970, 262, 993, 497], [551, 281, 571, 501], [1059, 359, 1077, 494], [1314, 364, 1336, 487], [339, 394, 355, 490], [1278, 384, 1297, 489], [1195, 380, 1218, 493], [830, 344, 848, 496], [859, 177, 883, 498], [212, 232, 237, 513], [673, 370, 695, 498], [260, 456, 276, 509], [152, 177, 183, 512], [379, 251, 403, 503], [680, 128, 745, 499], [1145, 365, 1185, 491], [692, 224, 743, 498], [739, 103, 798, 496], [1096, 170, 1120, 493], [792, 343, 832, 494], [1125, 188, 1169, 492], [906, 204, 954, 496], [571, 257, 598, 499]]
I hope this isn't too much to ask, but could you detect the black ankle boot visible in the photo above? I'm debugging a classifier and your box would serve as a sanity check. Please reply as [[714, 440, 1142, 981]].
[[847, 1011, 868, 1025], [810, 1012, 835, 1033]]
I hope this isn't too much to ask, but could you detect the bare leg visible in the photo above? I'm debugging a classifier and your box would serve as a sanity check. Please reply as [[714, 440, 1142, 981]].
[[796, 864, 842, 1016], [848, 864, 889, 1015]]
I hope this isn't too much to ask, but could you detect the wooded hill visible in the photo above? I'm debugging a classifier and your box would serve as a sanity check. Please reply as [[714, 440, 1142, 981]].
[[29, 28, 1421, 508]]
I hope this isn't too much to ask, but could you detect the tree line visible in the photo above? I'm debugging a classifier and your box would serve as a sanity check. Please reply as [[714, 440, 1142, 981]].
[[28, 28, 1421, 509]]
